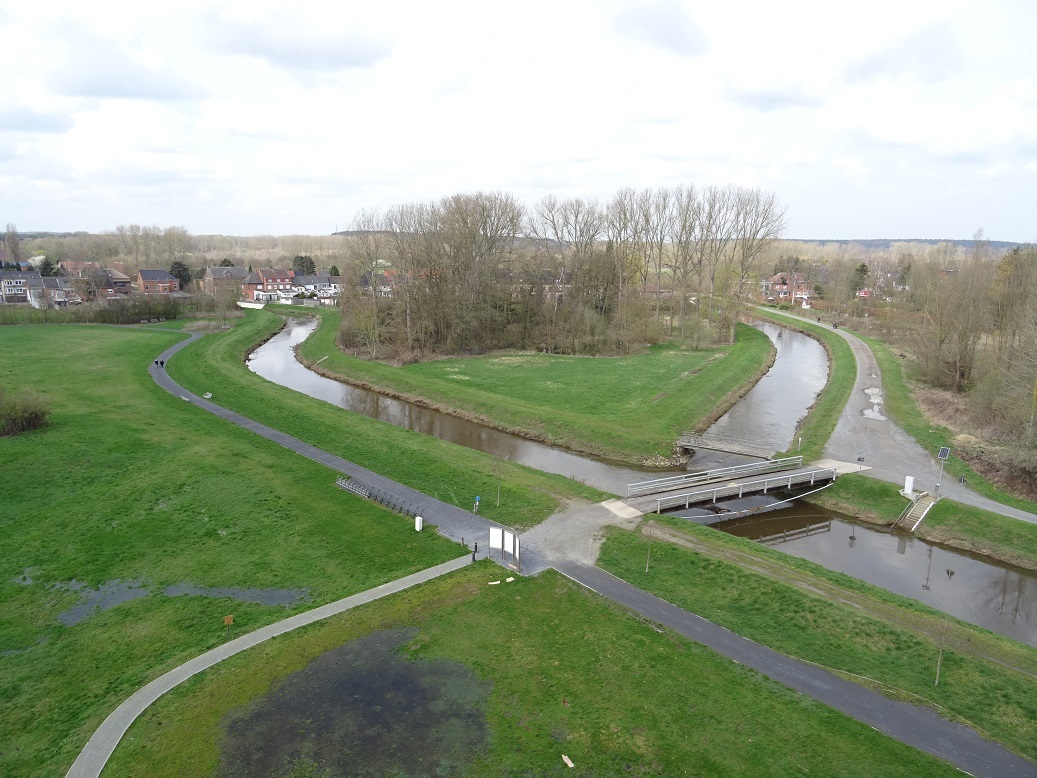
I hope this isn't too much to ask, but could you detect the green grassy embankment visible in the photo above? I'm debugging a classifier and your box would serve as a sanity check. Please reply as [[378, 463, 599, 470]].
[[105, 564, 959, 778], [0, 325, 466, 778], [286, 305, 774, 463], [755, 309, 1037, 570], [168, 309, 606, 526], [598, 520, 1037, 763]]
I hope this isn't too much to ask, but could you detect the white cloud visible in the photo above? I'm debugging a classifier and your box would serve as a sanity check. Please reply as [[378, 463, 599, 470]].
[[0, 0, 1033, 241], [616, 0, 708, 57]]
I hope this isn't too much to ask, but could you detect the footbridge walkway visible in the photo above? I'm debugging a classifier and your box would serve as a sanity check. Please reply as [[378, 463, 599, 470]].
[[625, 457, 838, 514]]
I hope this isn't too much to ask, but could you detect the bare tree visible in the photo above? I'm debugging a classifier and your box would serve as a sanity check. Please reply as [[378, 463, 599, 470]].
[[4, 224, 21, 264]]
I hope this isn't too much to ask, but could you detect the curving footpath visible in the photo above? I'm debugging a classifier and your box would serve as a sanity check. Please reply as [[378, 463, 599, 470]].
[[67, 328, 1037, 778], [66, 555, 471, 778], [787, 312, 1037, 524]]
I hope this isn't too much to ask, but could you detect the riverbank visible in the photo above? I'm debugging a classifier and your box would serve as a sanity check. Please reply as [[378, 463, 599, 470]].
[[280, 305, 776, 465], [751, 308, 1037, 572], [169, 310, 608, 529], [599, 518, 1037, 764], [751, 308, 857, 461], [811, 475, 1037, 573]]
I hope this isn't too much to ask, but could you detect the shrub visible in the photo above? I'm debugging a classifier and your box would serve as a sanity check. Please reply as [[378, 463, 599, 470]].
[[0, 388, 51, 436]]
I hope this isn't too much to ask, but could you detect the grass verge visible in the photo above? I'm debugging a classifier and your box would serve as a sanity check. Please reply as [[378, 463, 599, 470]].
[[812, 475, 1037, 572], [167, 309, 607, 528], [0, 325, 467, 777], [599, 520, 1037, 762], [105, 564, 959, 777], [287, 305, 774, 462]]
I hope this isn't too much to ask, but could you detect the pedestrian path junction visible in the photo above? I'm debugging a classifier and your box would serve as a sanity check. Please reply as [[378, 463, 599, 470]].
[[66, 327, 1037, 778]]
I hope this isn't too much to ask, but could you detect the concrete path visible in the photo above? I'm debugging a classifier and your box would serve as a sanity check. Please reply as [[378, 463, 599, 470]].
[[66, 555, 471, 778], [779, 312, 1037, 524], [557, 562, 1037, 778]]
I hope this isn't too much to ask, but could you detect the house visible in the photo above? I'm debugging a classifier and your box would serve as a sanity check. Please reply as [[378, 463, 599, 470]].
[[359, 273, 394, 298], [29, 276, 81, 308], [761, 272, 813, 305], [326, 275, 346, 299], [58, 260, 128, 278], [290, 272, 332, 295], [0, 271, 42, 304], [137, 270, 180, 296], [203, 266, 250, 297], [243, 268, 293, 302]]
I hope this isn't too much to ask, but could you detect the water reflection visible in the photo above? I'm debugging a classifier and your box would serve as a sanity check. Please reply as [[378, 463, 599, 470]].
[[717, 504, 1037, 647], [707, 321, 829, 453], [247, 318, 680, 493]]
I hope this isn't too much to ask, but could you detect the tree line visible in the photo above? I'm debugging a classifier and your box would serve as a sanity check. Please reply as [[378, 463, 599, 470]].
[[806, 238, 1037, 449], [339, 186, 786, 358]]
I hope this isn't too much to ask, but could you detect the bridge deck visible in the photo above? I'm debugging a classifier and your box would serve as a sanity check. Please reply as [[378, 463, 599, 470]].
[[652, 467, 838, 513], [677, 432, 776, 460], [628, 456, 803, 497]]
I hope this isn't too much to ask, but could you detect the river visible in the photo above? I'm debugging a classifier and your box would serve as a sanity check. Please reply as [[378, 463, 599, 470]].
[[247, 315, 1037, 647], [247, 317, 680, 493]]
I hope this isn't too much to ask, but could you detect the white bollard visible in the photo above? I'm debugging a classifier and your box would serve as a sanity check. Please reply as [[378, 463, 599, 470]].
[[414, 515, 423, 532], [904, 476, 915, 496]]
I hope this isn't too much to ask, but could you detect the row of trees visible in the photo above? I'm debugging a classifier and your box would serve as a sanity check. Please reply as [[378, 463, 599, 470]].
[[339, 186, 786, 357], [814, 239, 1037, 447]]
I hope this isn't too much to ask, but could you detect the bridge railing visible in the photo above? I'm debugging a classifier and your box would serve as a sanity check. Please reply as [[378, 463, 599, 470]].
[[655, 468, 837, 513], [628, 456, 803, 497]]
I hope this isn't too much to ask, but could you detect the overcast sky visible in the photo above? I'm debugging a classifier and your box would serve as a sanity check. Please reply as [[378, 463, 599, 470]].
[[2, 0, 1035, 241]]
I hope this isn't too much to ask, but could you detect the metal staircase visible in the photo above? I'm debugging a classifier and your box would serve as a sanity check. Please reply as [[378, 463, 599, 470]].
[[893, 491, 937, 532]]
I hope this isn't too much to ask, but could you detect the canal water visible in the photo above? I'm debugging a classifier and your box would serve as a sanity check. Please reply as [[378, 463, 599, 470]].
[[247, 317, 679, 493], [707, 321, 828, 454], [714, 502, 1037, 648], [248, 315, 1037, 647]]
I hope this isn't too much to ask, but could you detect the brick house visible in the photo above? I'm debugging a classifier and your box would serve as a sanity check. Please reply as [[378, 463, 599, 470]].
[[137, 270, 180, 296], [243, 268, 293, 302]]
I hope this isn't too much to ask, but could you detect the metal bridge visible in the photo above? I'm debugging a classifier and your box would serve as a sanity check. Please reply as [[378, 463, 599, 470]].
[[627, 456, 804, 497], [650, 467, 838, 513], [677, 432, 776, 459]]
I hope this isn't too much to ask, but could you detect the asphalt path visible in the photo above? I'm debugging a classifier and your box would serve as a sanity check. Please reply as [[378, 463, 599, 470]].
[[557, 562, 1037, 778], [67, 325, 1037, 777], [790, 313, 1037, 524], [149, 333, 502, 548]]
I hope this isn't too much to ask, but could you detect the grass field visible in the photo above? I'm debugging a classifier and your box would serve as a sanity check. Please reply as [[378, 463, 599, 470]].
[[167, 310, 607, 528], [0, 325, 469, 777], [598, 520, 1037, 763], [752, 308, 857, 461], [290, 306, 774, 462], [104, 564, 960, 777]]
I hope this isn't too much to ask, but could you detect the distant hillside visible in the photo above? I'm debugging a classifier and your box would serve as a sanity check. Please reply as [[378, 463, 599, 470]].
[[788, 238, 1031, 250]]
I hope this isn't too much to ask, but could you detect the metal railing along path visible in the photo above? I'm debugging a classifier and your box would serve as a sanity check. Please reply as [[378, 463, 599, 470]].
[[656, 468, 838, 512], [628, 456, 803, 497]]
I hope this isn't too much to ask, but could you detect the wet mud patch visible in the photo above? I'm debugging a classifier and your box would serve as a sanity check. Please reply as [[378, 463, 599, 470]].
[[217, 628, 491, 777], [54, 579, 151, 627], [163, 583, 309, 608]]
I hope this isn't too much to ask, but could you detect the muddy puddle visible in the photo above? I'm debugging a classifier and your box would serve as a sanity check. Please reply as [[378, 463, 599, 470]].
[[217, 628, 491, 777], [50, 579, 311, 627]]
